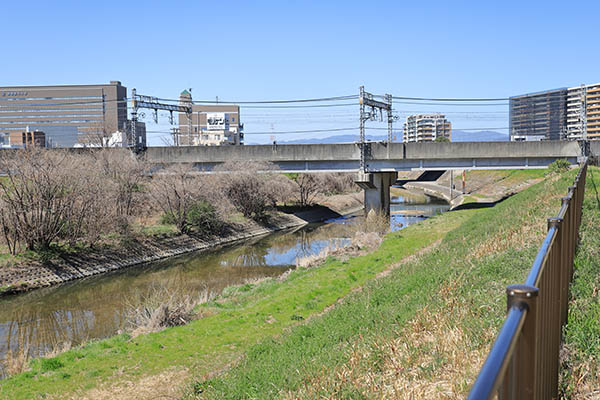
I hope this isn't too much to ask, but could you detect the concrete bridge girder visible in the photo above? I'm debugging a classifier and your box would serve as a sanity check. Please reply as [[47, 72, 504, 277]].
[[141, 141, 585, 172]]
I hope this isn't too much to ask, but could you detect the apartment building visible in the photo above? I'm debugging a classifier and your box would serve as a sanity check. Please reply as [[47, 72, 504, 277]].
[[509, 88, 568, 141], [566, 83, 600, 140], [403, 114, 451, 143], [176, 90, 243, 146], [0, 81, 131, 147]]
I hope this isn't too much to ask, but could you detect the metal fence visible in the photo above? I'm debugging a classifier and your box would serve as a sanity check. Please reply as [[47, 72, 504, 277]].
[[468, 159, 588, 400]]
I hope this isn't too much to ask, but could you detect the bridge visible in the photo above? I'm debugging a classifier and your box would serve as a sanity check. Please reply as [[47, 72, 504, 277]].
[[143, 141, 593, 215], [143, 141, 587, 172]]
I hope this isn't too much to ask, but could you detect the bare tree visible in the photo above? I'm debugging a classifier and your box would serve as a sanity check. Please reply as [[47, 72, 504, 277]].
[[94, 149, 149, 232], [264, 173, 295, 207], [0, 149, 114, 253], [215, 161, 277, 220], [290, 173, 323, 207], [148, 164, 203, 234]]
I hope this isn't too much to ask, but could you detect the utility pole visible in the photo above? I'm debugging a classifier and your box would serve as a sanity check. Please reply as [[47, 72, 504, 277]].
[[581, 84, 588, 140], [131, 88, 138, 151], [386, 93, 393, 143], [359, 86, 393, 172]]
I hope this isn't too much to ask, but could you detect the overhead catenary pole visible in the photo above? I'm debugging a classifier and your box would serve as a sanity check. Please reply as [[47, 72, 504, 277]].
[[131, 88, 138, 150], [130, 88, 192, 149], [386, 93, 393, 143], [359, 86, 393, 172], [359, 86, 366, 171]]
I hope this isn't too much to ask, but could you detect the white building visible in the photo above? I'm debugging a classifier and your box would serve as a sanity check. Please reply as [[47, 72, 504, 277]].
[[566, 83, 600, 140], [403, 114, 451, 143]]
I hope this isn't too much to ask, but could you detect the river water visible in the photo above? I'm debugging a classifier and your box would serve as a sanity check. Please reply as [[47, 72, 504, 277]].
[[0, 193, 449, 377]]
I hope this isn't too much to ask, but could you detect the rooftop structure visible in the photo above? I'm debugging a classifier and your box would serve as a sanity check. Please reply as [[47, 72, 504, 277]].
[[176, 91, 243, 146]]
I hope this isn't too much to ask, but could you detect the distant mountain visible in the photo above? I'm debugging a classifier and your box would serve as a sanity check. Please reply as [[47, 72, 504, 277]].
[[277, 134, 385, 144], [269, 130, 508, 145], [451, 130, 509, 142]]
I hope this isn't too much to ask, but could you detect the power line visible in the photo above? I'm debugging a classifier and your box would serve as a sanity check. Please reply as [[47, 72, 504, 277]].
[[150, 94, 358, 105], [393, 100, 508, 106], [390, 95, 509, 102]]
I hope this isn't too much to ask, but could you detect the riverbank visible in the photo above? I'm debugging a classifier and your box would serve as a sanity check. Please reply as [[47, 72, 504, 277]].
[[193, 169, 584, 399], [0, 192, 363, 296], [0, 169, 582, 399], [403, 169, 546, 209]]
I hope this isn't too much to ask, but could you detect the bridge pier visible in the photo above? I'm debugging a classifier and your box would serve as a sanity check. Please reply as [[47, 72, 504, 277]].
[[355, 171, 397, 216]]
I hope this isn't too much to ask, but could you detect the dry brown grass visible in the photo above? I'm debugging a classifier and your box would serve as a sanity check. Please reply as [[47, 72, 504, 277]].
[[470, 179, 562, 259], [3, 344, 30, 376], [73, 366, 190, 400], [282, 278, 494, 399], [126, 285, 215, 337]]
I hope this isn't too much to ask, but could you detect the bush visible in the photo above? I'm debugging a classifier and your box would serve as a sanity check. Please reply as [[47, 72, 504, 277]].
[[187, 201, 223, 235], [216, 162, 277, 220], [0, 149, 115, 253], [161, 201, 222, 236], [547, 159, 571, 175]]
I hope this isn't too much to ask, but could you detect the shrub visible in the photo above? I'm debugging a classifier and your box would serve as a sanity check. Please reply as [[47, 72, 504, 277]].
[[216, 162, 277, 220], [150, 164, 205, 234], [547, 159, 571, 175], [187, 201, 223, 235], [0, 149, 115, 253]]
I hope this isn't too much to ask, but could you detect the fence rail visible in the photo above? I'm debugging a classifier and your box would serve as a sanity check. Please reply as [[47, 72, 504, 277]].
[[468, 159, 588, 399]]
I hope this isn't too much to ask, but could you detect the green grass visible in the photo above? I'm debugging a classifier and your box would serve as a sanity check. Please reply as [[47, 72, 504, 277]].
[[559, 166, 600, 398], [193, 169, 578, 399], [139, 223, 179, 237], [0, 168, 581, 399], [0, 199, 465, 399]]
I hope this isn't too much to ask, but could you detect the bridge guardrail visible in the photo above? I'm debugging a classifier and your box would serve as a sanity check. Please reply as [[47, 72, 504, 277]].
[[468, 158, 588, 400]]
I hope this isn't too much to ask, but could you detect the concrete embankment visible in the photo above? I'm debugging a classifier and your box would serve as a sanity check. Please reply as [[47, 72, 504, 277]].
[[404, 181, 463, 208], [0, 196, 362, 296]]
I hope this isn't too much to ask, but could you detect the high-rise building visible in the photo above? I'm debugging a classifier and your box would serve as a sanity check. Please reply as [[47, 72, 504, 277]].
[[403, 114, 451, 143], [176, 90, 243, 146], [566, 83, 600, 140], [0, 81, 133, 147], [509, 88, 568, 141]]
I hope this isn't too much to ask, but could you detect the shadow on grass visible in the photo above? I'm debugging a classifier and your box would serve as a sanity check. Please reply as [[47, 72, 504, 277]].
[[588, 167, 600, 211], [451, 195, 511, 211]]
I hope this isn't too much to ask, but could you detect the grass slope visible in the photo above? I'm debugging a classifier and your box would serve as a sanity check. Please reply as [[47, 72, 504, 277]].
[[0, 200, 465, 399], [560, 166, 600, 398], [194, 169, 577, 399]]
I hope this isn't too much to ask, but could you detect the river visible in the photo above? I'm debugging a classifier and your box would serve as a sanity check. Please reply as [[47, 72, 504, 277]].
[[0, 193, 449, 377]]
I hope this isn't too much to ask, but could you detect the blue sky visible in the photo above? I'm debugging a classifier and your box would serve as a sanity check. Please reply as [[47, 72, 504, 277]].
[[3, 1, 599, 144]]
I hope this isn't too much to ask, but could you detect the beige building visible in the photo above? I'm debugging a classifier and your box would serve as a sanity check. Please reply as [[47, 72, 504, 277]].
[[567, 83, 600, 140], [8, 129, 46, 148], [403, 114, 451, 143], [0, 81, 128, 147], [176, 90, 243, 146]]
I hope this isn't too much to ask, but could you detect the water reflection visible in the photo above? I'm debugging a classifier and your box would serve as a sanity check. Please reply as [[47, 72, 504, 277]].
[[0, 222, 351, 376], [390, 193, 450, 231], [0, 193, 449, 376]]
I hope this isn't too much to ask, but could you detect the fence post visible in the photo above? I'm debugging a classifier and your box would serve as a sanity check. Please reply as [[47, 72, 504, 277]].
[[558, 201, 570, 328], [503, 284, 539, 399]]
